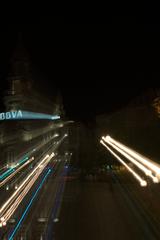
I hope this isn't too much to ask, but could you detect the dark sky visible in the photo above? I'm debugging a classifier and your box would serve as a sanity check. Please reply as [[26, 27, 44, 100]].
[[0, 19, 159, 121]]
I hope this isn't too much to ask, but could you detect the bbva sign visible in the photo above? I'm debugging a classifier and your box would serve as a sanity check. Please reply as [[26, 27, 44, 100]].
[[0, 110, 23, 120]]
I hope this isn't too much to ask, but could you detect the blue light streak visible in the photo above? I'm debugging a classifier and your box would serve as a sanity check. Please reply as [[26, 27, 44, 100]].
[[0, 168, 14, 180], [45, 166, 69, 239], [18, 156, 29, 165], [0, 157, 29, 181], [8, 169, 51, 240], [21, 111, 60, 120]]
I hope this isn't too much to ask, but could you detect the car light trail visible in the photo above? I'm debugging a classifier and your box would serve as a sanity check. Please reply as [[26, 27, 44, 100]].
[[100, 140, 147, 187], [0, 154, 49, 220], [0, 165, 8, 173], [0, 168, 14, 179], [8, 169, 51, 240], [102, 137, 159, 183], [0, 136, 66, 228], [0, 157, 35, 188], [45, 165, 69, 239], [0, 168, 15, 181], [2, 165, 47, 225], [0, 132, 59, 183], [104, 135, 160, 179], [0, 157, 29, 181], [0, 154, 53, 224], [0, 154, 49, 214], [2, 159, 56, 227], [3, 158, 56, 227]]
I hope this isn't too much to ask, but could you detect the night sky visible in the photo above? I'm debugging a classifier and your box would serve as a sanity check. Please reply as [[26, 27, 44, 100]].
[[0, 19, 159, 121]]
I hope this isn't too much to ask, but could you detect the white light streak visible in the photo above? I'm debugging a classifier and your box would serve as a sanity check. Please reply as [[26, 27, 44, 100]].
[[0, 152, 56, 227], [100, 140, 147, 187], [105, 135, 160, 179], [102, 137, 158, 183]]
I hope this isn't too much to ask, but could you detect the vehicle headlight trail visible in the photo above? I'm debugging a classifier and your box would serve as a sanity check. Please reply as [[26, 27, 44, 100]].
[[0, 133, 67, 227], [102, 137, 159, 183], [0, 157, 35, 188], [104, 135, 160, 179], [8, 169, 51, 240], [100, 140, 147, 187], [0, 132, 60, 183], [0, 153, 55, 226]]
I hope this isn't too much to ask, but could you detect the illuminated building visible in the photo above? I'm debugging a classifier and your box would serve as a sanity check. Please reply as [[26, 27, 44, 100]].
[[0, 38, 64, 165]]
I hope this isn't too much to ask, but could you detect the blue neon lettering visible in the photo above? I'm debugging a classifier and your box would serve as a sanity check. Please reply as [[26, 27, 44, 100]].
[[11, 111, 17, 118], [0, 110, 60, 121], [17, 110, 23, 118], [6, 112, 11, 119]]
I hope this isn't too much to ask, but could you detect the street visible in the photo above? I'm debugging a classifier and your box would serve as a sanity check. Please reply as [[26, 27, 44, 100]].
[[54, 174, 160, 240]]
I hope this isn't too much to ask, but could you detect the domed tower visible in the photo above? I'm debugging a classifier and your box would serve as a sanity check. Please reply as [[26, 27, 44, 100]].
[[3, 35, 32, 111]]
